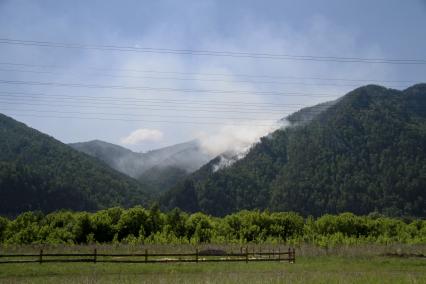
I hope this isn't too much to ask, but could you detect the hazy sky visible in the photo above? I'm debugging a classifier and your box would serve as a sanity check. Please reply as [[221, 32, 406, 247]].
[[0, 0, 425, 152]]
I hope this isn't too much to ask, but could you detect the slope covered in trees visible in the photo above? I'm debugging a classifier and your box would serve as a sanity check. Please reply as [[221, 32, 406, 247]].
[[162, 84, 426, 217], [0, 114, 151, 216]]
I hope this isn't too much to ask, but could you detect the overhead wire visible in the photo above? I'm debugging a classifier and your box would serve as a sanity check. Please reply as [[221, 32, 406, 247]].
[[0, 99, 295, 115], [2, 112, 284, 127], [0, 79, 338, 97], [1, 38, 426, 64], [0, 61, 420, 84], [0, 91, 325, 109], [0, 68, 411, 89]]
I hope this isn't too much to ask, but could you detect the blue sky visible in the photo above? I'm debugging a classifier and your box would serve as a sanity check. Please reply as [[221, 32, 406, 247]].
[[0, 0, 425, 152]]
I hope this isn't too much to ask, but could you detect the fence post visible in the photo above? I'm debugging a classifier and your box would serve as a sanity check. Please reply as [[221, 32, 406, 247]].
[[196, 248, 198, 263], [145, 249, 148, 263], [278, 248, 281, 261], [94, 248, 97, 264], [288, 247, 291, 263], [293, 248, 296, 263], [39, 249, 43, 264], [245, 247, 248, 263]]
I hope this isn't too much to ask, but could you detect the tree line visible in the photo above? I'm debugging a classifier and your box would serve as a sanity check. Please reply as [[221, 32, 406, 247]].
[[0, 206, 424, 246]]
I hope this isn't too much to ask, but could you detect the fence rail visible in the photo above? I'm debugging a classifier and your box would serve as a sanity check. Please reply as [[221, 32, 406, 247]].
[[0, 247, 296, 264]]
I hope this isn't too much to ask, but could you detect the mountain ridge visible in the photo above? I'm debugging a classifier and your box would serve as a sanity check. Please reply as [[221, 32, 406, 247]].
[[0, 113, 151, 216], [161, 84, 426, 217]]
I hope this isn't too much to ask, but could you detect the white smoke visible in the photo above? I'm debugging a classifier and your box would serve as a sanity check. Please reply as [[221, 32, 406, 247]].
[[196, 120, 288, 171]]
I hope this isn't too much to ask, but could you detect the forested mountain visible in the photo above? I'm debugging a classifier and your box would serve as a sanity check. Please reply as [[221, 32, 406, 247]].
[[0, 114, 151, 216], [70, 140, 211, 192], [162, 84, 426, 217]]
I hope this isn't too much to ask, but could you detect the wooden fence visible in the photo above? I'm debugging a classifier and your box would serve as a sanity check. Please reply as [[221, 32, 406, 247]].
[[0, 247, 295, 264]]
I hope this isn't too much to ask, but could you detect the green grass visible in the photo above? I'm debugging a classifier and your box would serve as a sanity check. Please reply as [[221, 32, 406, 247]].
[[0, 255, 425, 283]]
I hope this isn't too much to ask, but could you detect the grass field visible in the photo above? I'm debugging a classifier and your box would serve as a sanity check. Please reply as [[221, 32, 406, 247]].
[[0, 256, 425, 283], [0, 245, 425, 283]]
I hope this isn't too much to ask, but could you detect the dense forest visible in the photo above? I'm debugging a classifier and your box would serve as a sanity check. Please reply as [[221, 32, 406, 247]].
[[0, 114, 151, 216], [162, 84, 426, 217], [0, 207, 424, 245]]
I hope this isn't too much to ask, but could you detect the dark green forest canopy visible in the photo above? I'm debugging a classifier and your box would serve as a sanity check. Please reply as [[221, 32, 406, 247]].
[[162, 84, 426, 217], [0, 114, 151, 216]]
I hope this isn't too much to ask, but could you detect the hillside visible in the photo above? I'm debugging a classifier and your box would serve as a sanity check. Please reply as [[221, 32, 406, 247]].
[[70, 140, 212, 192], [0, 114, 150, 216], [162, 84, 426, 217]]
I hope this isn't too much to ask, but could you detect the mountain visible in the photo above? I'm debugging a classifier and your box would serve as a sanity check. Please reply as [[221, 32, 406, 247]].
[[162, 84, 426, 217], [0, 114, 150, 216], [69, 140, 212, 192]]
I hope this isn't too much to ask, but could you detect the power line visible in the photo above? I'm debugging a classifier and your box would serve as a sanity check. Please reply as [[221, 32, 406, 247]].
[[0, 91, 322, 109], [4, 93, 418, 120], [1, 38, 425, 64], [0, 68, 410, 89], [0, 62, 419, 84], [0, 91, 326, 113], [0, 107, 279, 122], [3, 112, 283, 127], [0, 99, 293, 115], [0, 79, 337, 97]]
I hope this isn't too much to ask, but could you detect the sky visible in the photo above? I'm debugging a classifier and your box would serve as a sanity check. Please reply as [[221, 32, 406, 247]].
[[0, 0, 425, 152]]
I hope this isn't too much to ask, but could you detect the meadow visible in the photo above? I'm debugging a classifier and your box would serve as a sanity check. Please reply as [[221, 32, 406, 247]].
[[0, 244, 425, 283]]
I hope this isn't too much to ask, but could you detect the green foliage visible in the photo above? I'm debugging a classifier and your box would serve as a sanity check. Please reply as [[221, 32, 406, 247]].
[[0, 113, 150, 215], [116, 206, 150, 240], [1, 207, 424, 245], [163, 84, 426, 217], [5, 211, 44, 244], [186, 212, 213, 243]]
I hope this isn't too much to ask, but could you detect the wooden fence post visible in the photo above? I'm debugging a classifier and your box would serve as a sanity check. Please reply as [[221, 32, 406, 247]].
[[293, 248, 296, 263], [145, 249, 148, 263], [278, 248, 281, 261], [196, 248, 198, 263], [39, 249, 43, 264], [245, 247, 248, 263], [94, 248, 97, 263], [288, 247, 291, 263]]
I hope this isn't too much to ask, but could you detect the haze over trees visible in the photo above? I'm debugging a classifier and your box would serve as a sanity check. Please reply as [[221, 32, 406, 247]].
[[70, 139, 211, 193]]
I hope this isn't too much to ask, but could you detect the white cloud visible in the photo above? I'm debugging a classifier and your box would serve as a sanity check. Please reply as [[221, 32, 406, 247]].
[[120, 128, 164, 145]]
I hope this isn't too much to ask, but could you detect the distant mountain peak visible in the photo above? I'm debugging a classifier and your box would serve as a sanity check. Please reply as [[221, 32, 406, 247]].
[[70, 138, 212, 193]]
